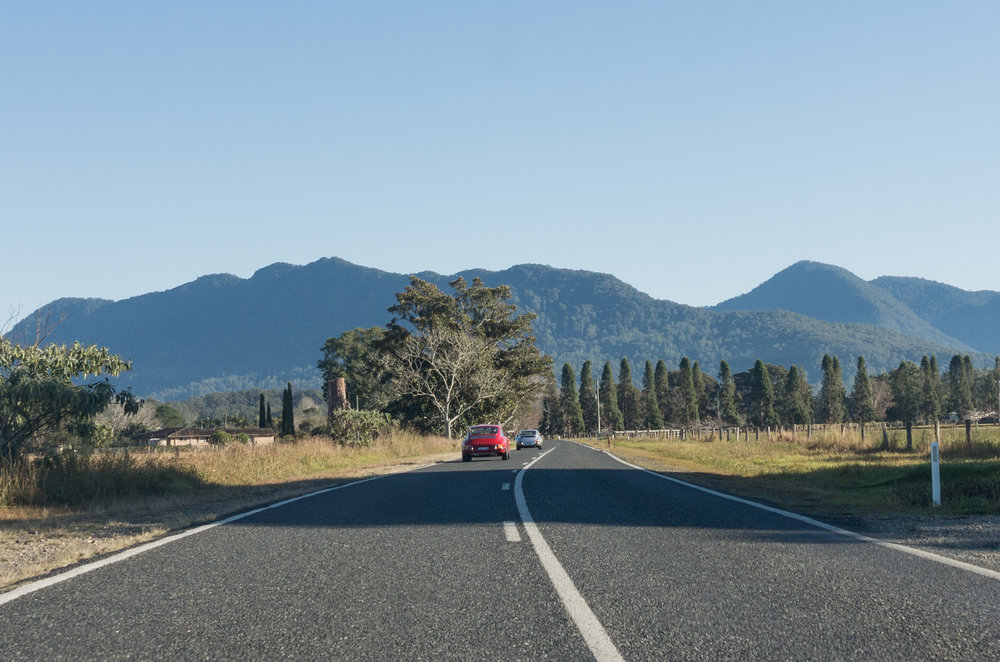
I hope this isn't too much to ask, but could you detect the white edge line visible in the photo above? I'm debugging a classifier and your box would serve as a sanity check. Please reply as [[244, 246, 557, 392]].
[[515, 448, 625, 662], [0, 463, 435, 606], [597, 448, 1000, 582]]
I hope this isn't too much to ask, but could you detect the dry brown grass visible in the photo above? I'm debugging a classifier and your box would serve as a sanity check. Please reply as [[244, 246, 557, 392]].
[[588, 426, 1000, 517]]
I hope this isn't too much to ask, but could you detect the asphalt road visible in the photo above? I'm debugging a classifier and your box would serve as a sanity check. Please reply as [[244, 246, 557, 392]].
[[2, 440, 999, 660]]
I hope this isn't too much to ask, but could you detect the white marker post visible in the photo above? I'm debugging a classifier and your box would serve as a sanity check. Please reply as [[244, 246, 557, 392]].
[[930, 441, 941, 507]]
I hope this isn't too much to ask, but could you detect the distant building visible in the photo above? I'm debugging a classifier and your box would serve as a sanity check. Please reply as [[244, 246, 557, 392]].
[[137, 427, 275, 447]]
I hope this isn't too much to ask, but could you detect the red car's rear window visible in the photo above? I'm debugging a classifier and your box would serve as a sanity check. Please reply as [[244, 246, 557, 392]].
[[468, 426, 499, 438]]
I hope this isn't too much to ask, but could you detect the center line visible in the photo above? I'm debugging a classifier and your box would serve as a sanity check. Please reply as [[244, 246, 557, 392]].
[[501, 483, 511, 490], [515, 451, 624, 662], [503, 521, 521, 542]]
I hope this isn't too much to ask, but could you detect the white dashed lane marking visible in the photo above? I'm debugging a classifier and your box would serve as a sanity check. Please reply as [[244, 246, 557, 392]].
[[503, 521, 521, 542], [501, 483, 511, 491]]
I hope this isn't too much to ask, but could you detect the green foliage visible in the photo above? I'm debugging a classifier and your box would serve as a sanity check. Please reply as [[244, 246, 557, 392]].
[[280, 383, 295, 437], [0, 339, 140, 458], [578, 361, 598, 433], [888, 361, 922, 423], [320, 276, 551, 438], [849, 356, 876, 423], [617, 358, 642, 429], [328, 409, 395, 447], [748, 359, 780, 427], [559, 364, 585, 436], [818, 354, 847, 423], [210, 429, 232, 446], [675, 357, 699, 425], [539, 371, 560, 437], [919, 355, 941, 422], [717, 360, 740, 425], [600, 362, 624, 431], [236, 432, 251, 445], [642, 360, 664, 429], [780, 365, 812, 425], [156, 403, 184, 427], [317, 327, 389, 410], [948, 354, 975, 417]]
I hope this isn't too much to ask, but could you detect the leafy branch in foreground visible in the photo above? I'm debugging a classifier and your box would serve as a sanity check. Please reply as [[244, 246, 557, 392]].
[[0, 338, 140, 458]]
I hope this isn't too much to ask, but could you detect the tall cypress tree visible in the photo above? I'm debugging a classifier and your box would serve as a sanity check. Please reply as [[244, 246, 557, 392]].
[[559, 363, 585, 436], [849, 356, 876, 424], [578, 361, 599, 433], [717, 360, 740, 425], [692, 361, 705, 421], [281, 382, 295, 436], [618, 358, 641, 429], [258, 393, 267, 428], [600, 361, 624, 431], [539, 372, 560, 436], [963, 355, 976, 412], [677, 357, 698, 425], [654, 359, 671, 424], [642, 360, 664, 429], [948, 354, 974, 417], [266, 402, 273, 428], [919, 355, 941, 423], [781, 365, 812, 425], [819, 354, 846, 423], [749, 359, 779, 427]]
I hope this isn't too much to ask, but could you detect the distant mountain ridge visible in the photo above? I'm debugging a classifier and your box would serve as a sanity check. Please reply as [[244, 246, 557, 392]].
[[713, 260, 1000, 355], [7, 257, 997, 400]]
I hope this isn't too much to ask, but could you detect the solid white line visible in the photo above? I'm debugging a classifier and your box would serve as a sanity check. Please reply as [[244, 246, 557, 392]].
[[503, 521, 521, 542], [515, 449, 624, 662], [501, 483, 511, 491], [0, 464, 436, 606], [602, 450, 1000, 582]]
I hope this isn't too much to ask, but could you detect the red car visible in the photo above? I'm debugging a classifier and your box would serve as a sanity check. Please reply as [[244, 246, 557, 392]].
[[461, 424, 510, 462]]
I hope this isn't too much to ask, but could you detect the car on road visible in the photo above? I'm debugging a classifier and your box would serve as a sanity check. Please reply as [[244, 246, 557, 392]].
[[461, 424, 510, 462], [515, 429, 543, 450]]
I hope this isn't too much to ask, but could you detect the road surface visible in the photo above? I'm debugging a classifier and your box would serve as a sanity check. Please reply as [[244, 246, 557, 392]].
[[2, 440, 999, 660]]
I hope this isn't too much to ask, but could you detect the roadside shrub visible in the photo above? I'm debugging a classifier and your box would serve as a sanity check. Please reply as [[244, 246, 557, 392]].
[[209, 430, 232, 446], [11, 452, 204, 506], [328, 409, 395, 447]]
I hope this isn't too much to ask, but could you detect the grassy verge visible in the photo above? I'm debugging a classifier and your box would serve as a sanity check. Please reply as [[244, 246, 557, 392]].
[[580, 429, 1000, 517], [1, 431, 456, 507], [0, 431, 457, 590]]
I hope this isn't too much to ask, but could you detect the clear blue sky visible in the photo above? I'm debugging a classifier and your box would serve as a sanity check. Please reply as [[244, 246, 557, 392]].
[[4, 1, 999, 328]]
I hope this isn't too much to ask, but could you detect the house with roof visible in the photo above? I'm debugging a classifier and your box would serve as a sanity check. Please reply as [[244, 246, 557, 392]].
[[137, 427, 276, 447]]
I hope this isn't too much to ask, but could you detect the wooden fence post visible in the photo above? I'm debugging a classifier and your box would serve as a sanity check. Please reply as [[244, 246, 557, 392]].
[[906, 421, 913, 451]]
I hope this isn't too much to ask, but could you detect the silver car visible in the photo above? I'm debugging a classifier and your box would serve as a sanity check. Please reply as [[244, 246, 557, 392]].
[[515, 429, 543, 450]]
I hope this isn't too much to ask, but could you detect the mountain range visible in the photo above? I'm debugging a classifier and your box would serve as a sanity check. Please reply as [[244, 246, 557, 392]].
[[7, 258, 998, 400]]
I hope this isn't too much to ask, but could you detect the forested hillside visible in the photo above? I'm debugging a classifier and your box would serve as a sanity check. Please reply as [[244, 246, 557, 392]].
[[7, 257, 996, 399]]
